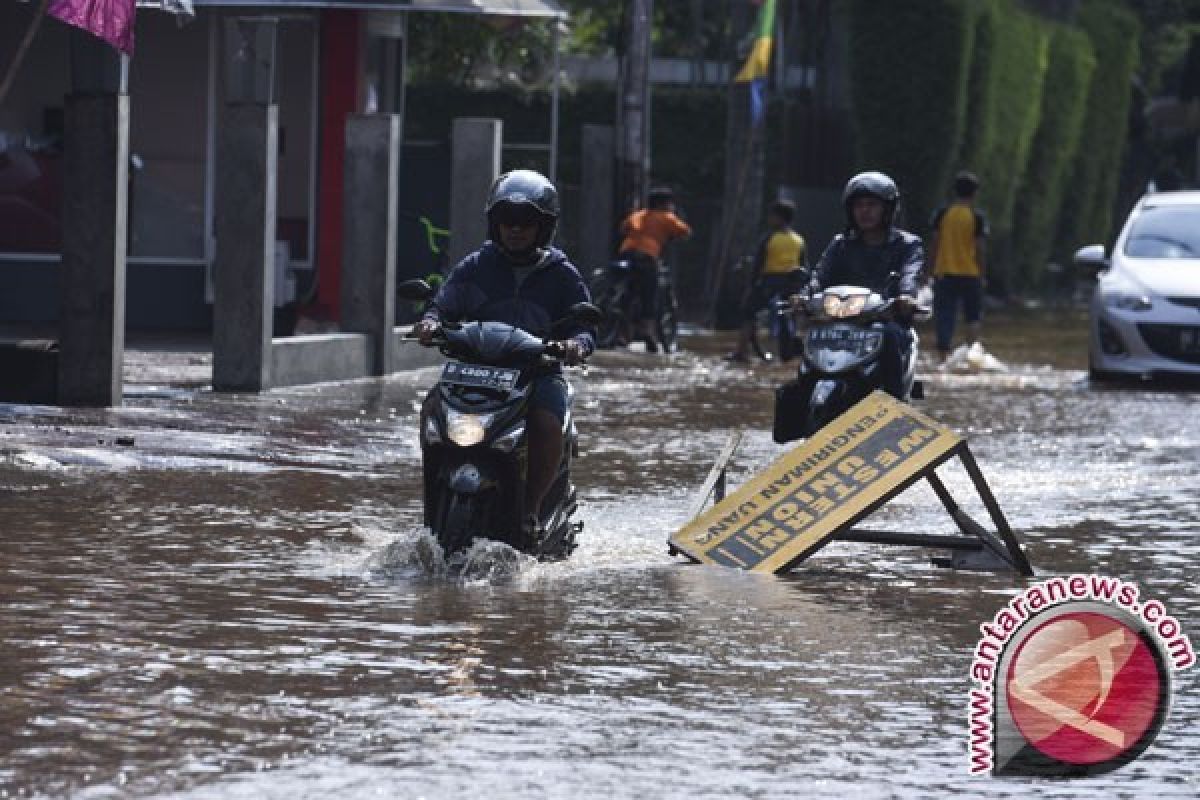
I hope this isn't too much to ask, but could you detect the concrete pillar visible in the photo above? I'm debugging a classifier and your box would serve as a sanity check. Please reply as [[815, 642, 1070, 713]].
[[448, 117, 502, 269], [579, 124, 615, 273], [340, 114, 400, 375], [213, 18, 278, 392], [212, 104, 278, 391], [57, 34, 128, 407]]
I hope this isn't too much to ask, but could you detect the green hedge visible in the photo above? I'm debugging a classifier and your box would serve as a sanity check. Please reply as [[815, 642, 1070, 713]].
[[1011, 27, 1097, 289], [1054, 0, 1141, 261], [956, 3, 997, 189], [845, 0, 976, 233], [971, 2, 1050, 281]]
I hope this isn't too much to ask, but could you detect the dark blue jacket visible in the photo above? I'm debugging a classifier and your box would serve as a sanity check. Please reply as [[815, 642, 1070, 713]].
[[423, 242, 596, 356], [814, 228, 924, 297]]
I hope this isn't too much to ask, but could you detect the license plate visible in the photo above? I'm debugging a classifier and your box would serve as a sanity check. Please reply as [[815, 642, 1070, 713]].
[[441, 362, 520, 391], [807, 327, 871, 350]]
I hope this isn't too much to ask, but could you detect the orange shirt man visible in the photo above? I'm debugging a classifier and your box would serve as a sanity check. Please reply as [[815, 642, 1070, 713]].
[[616, 188, 692, 351]]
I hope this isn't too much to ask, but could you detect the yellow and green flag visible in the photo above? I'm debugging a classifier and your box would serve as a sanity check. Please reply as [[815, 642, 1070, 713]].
[[734, 0, 777, 83]]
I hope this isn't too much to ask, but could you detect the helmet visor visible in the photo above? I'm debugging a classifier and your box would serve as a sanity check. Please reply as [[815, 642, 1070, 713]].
[[491, 203, 543, 229]]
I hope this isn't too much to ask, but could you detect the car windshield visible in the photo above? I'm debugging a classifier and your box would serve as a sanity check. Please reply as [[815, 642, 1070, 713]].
[[1123, 206, 1200, 259]]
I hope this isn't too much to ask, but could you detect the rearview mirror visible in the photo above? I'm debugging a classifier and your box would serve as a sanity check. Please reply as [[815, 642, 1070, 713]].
[[1073, 244, 1109, 275], [397, 278, 434, 301], [566, 302, 604, 327]]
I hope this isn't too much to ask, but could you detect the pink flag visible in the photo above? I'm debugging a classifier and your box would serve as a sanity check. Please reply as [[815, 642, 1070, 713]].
[[48, 0, 137, 55]]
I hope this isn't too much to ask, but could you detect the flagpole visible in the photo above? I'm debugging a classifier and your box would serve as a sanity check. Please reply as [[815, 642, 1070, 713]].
[[704, 0, 776, 327], [0, 0, 51, 108], [708, 115, 762, 326]]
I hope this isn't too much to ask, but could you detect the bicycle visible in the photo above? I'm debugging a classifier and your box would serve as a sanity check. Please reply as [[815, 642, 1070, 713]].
[[590, 257, 679, 353]]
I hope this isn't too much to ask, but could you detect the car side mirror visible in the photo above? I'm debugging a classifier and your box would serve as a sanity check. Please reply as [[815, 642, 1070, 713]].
[[1073, 244, 1109, 276], [397, 278, 434, 301]]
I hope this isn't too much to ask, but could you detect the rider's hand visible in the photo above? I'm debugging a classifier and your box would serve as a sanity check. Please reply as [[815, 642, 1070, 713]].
[[561, 339, 587, 366], [414, 318, 439, 345]]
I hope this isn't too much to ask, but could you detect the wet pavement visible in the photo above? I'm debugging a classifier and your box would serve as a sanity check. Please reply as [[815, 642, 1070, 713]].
[[1, 311, 1197, 798]]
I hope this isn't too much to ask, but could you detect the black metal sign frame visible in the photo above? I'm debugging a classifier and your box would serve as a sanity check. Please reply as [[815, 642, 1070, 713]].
[[675, 433, 1034, 576]]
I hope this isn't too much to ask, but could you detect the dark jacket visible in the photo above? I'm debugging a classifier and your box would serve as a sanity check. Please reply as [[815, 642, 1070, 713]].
[[814, 228, 924, 297], [423, 242, 596, 356]]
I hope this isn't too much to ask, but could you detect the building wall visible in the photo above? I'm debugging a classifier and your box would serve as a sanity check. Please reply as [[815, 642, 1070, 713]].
[[0, 6, 319, 331]]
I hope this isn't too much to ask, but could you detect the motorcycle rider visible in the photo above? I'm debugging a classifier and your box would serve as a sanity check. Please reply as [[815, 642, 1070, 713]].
[[809, 171, 923, 399], [414, 169, 596, 538]]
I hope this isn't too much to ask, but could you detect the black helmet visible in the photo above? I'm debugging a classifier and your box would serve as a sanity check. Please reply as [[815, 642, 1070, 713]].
[[842, 171, 900, 230], [485, 169, 560, 257], [647, 187, 675, 210]]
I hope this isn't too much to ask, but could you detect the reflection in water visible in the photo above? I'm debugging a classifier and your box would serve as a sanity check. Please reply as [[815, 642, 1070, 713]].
[[0, 319, 1197, 797]]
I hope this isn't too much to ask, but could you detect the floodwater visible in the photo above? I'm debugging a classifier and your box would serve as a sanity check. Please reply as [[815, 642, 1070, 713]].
[[1, 311, 1197, 798]]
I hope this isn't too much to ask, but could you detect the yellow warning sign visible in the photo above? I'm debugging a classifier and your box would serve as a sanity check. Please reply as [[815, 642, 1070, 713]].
[[670, 391, 963, 573]]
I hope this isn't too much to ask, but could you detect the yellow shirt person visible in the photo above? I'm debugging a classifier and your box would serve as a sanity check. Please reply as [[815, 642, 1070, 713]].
[[727, 200, 808, 363], [761, 229, 806, 276], [928, 171, 988, 359], [931, 203, 987, 278]]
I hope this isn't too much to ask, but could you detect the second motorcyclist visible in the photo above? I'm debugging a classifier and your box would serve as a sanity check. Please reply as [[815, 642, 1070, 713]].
[[415, 169, 595, 538], [809, 171, 924, 399]]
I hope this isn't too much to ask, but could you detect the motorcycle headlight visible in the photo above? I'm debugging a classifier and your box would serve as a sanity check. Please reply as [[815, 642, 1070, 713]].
[[823, 293, 867, 318], [1103, 292, 1152, 312], [446, 410, 490, 447]]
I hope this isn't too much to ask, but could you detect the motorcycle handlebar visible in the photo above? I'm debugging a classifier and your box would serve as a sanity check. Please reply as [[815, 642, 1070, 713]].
[[780, 294, 931, 322], [404, 323, 587, 367]]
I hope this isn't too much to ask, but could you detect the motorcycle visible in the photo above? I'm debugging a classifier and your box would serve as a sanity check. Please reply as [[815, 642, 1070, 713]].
[[590, 257, 680, 353], [398, 279, 602, 559], [773, 284, 927, 443]]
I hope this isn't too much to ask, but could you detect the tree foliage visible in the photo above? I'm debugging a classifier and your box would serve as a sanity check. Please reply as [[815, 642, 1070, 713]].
[[1011, 26, 1097, 288], [845, 0, 976, 233], [1055, 0, 1141, 258], [972, 3, 1050, 276]]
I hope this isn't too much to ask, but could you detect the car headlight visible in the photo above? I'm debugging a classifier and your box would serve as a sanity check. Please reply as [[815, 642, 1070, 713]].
[[822, 293, 867, 318], [445, 410, 490, 447], [1103, 292, 1153, 312]]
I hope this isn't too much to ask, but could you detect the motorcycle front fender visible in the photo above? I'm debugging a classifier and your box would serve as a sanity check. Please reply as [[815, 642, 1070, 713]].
[[447, 461, 499, 494]]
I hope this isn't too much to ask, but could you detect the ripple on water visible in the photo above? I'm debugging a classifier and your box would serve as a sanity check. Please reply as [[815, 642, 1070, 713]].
[[3, 329, 1200, 798]]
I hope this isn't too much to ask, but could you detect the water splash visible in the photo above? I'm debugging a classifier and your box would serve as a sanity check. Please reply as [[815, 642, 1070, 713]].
[[368, 529, 449, 577], [453, 537, 537, 583], [366, 529, 538, 584]]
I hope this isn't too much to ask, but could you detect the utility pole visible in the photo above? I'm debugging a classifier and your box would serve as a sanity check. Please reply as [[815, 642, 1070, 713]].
[[616, 0, 653, 218], [706, 0, 763, 326]]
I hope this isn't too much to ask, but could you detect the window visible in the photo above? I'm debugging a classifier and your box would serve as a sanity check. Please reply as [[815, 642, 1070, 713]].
[[0, 3, 69, 255], [127, 12, 211, 260], [1124, 206, 1200, 260]]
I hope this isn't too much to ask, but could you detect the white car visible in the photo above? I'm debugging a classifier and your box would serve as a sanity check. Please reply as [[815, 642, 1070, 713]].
[[1075, 190, 1200, 380]]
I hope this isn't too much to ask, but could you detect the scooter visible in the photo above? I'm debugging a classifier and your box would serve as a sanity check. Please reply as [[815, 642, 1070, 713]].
[[773, 284, 927, 443], [398, 279, 601, 559]]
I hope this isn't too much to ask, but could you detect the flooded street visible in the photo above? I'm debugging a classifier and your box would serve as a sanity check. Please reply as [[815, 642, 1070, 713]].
[[1, 311, 1197, 798]]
